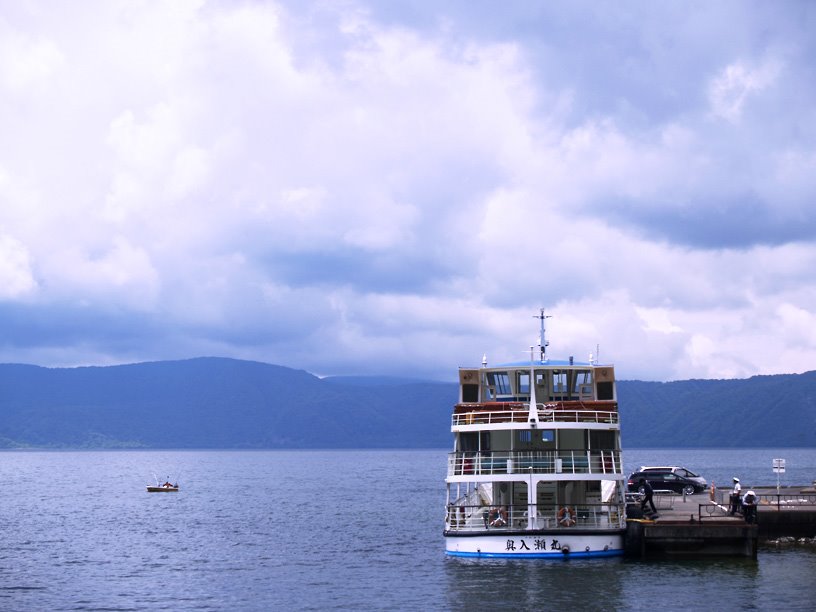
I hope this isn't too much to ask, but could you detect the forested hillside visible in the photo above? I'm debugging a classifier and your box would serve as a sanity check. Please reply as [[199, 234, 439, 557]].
[[0, 358, 813, 448]]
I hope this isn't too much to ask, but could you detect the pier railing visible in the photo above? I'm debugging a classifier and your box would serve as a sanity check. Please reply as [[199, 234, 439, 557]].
[[448, 449, 621, 477], [452, 401, 618, 427], [700, 491, 816, 521], [445, 502, 626, 532], [710, 489, 816, 510]]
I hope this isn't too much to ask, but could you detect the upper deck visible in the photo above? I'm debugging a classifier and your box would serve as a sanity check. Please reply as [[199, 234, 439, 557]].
[[455, 359, 617, 427]]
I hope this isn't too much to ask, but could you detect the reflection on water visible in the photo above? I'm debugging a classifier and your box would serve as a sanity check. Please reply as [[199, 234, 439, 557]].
[[443, 553, 816, 611], [443, 540, 816, 611], [445, 557, 627, 609]]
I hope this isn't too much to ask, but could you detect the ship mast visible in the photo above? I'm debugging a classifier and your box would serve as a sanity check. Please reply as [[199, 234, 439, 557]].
[[528, 308, 551, 427], [533, 308, 551, 362]]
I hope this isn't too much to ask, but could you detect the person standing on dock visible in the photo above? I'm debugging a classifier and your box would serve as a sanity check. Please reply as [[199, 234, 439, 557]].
[[729, 477, 742, 515], [640, 478, 657, 516]]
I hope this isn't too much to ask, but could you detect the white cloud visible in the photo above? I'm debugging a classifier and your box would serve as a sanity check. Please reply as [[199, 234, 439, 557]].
[[635, 307, 683, 334], [44, 237, 160, 310], [0, 234, 37, 299], [0, 1, 814, 381], [0, 28, 64, 95], [708, 59, 781, 123]]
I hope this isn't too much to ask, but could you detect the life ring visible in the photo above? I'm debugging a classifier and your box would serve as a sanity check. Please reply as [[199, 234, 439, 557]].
[[488, 507, 508, 527], [557, 507, 576, 527]]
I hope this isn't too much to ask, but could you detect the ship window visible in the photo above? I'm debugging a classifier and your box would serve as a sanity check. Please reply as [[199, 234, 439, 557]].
[[573, 371, 592, 392], [518, 431, 532, 443], [462, 384, 478, 403], [589, 430, 616, 450], [486, 372, 511, 395], [552, 371, 567, 396], [541, 430, 554, 443], [597, 381, 614, 400], [517, 372, 530, 394], [558, 429, 586, 450], [459, 432, 479, 452]]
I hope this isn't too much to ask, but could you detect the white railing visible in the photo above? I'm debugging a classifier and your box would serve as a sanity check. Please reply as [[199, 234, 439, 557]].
[[448, 450, 621, 477], [452, 402, 619, 427], [445, 502, 627, 532]]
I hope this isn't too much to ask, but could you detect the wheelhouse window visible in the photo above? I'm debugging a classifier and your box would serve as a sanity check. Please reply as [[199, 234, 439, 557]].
[[573, 370, 593, 397], [517, 371, 530, 394], [486, 371, 511, 396], [552, 371, 567, 398]]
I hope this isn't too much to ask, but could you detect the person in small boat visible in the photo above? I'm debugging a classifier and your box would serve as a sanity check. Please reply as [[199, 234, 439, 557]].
[[488, 506, 508, 527], [162, 481, 174, 488]]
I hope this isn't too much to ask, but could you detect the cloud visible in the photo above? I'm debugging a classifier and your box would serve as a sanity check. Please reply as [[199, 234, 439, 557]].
[[0, 234, 36, 299], [708, 59, 780, 123], [0, 1, 814, 381], [0, 26, 63, 94]]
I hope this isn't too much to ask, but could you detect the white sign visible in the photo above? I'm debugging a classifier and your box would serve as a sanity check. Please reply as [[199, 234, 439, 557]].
[[773, 458, 786, 473]]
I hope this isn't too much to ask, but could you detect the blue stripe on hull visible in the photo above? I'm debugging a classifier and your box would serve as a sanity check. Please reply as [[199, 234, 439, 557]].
[[445, 549, 624, 559]]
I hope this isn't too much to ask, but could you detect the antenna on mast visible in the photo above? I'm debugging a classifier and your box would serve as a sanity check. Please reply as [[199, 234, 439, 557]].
[[534, 308, 552, 361]]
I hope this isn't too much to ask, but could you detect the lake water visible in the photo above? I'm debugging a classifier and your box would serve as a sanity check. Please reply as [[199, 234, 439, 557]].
[[1, 448, 814, 610]]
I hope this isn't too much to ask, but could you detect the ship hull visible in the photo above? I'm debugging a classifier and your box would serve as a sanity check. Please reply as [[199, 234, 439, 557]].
[[445, 530, 625, 558]]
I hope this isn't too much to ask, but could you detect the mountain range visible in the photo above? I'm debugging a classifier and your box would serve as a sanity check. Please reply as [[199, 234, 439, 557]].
[[0, 357, 813, 449]]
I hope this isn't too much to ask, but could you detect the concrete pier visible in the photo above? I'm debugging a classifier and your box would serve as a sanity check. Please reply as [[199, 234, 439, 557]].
[[626, 518, 757, 559], [625, 486, 816, 559]]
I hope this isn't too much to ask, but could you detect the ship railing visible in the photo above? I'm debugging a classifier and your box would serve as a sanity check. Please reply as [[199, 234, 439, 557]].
[[452, 401, 618, 427], [445, 502, 627, 532], [448, 450, 621, 477]]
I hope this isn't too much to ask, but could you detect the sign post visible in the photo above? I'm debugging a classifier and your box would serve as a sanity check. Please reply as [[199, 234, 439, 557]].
[[772, 458, 786, 496]]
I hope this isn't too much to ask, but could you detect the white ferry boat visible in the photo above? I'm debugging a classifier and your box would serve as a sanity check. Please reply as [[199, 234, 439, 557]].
[[444, 311, 627, 558]]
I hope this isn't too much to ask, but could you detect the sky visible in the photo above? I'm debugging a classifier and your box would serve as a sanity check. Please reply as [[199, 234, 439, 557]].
[[0, 0, 815, 382]]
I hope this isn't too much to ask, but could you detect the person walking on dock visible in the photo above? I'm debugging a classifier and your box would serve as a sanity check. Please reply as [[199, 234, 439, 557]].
[[640, 478, 657, 516], [729, 477, 742, 515]]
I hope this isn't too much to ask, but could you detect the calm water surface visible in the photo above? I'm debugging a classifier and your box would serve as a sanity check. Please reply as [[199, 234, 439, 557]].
[[0, 448, 814, 610]]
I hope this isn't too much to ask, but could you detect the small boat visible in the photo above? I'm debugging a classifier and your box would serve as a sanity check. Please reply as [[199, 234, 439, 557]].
[[444, 310, 627, 558], [146, 483, 179, 492], [147, 477, 179, 492]]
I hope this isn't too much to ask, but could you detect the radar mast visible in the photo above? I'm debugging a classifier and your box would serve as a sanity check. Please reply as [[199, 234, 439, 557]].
[[534, 308, 552, 361]]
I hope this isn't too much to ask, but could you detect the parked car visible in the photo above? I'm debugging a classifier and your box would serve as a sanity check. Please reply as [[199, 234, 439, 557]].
[[627, 466, 708, 496]]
